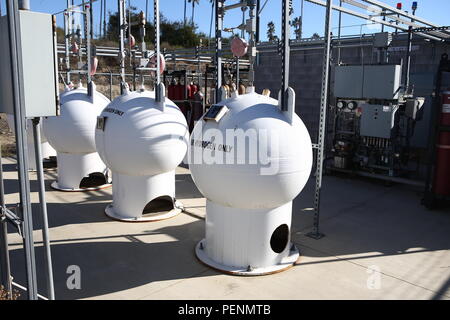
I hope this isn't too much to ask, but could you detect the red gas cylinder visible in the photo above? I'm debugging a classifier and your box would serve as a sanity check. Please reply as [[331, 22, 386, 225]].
[[189, 83, 198, 100], [434, 90, 450, 196], [175, 84, 184, 101], [185, 84, 192, 101], [168, 83, 175, 100]]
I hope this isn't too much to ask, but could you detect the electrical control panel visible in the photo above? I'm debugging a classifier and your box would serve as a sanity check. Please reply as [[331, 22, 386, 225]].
[[360, 104, 397, 139], [334, 64, 402, 100], [0, 11, 59, 117]]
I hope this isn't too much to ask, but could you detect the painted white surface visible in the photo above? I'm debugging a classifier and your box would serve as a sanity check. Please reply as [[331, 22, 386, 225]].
[[189, 91, 313, 209], [109, 171, 175, 220], [54, 152, 108, 190], [95, 89, 189, 219], [189, 90, 313, 273], [44, 84, 110, 154], [43, 84, 110, 189]]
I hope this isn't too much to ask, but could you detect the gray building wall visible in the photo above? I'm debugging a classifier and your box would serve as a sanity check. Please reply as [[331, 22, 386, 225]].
[[254, 35, 449, 148]]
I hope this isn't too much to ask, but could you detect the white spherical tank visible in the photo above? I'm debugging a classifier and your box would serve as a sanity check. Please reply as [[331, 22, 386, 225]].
[[95, 87, 189, 222], [43, 83, 111, 191], [190, 87, 313, 275], [6, 115, 56, 171]]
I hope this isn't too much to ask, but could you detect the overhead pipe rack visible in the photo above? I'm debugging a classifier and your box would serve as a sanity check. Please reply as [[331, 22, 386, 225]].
[[306, 0, 449, 42]]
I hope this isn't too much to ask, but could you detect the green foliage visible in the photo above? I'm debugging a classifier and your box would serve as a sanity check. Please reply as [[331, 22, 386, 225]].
[[267, 21, 278, 42], [103, 7, 207, 48]]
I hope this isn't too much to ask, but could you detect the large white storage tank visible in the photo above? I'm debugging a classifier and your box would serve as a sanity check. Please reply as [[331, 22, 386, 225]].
[[189, 87, 313, 275], [5, 115, 56, 171], [43, 83, 111, 191], [95, 85, 189, 222]]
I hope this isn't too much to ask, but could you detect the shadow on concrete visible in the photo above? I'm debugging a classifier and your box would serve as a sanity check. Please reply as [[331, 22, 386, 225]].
[[8, 220, 207, 300], [175, 173, 204, 200], [290, 174, 450, 257]]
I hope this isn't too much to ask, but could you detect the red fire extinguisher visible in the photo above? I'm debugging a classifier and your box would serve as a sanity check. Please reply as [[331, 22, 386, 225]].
[[433, 89, 450, 196]]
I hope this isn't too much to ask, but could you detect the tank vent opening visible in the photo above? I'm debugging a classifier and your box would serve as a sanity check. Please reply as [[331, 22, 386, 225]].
[[270, 224, 290, 254], [79, 172, 107, 189], [43, 156, 57, 169], [142, 196, 174, 217]]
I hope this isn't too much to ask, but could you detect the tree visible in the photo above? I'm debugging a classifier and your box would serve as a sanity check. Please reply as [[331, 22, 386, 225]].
[[312, 32, 321, 39], [189, 0, 200, 25], [292, 16, 302, 40], [103, 8, 206, 48], [267, 21, 278, 42]]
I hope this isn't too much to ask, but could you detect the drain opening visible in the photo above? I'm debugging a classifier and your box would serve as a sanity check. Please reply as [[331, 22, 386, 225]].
[[79, 172, 107, 189], [270, 224, 289, 254], [142, 196, 174, 217]]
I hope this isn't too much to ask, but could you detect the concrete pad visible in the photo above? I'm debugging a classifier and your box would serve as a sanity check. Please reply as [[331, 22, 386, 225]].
[[2, 158, 449, 300]]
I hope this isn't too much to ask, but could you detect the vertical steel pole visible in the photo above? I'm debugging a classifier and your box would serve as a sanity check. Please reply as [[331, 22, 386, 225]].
[[85, 2, 92, 90], [215, 0, 223, 102], [307, 0, 332, 240], [255, 0, 260, 43], [99, 0, 103, 37], [280, 0, 290, 111], [0, 144, 12, 299], [247, 2, 256, 88], [300, 0, 304, 39], [32, 118, 55, 300], [64, 0, 71, 83], [118, 0, 126, 93], [109, 70, 113, 100], [154, 0, 162, 102], [405, 26, 413, 91], [103, 0, 107, 38], [89, 0, 94, 40], [6, 0, 38, 299], [404, 8, 416, 92], [337, 0, 342, 64]]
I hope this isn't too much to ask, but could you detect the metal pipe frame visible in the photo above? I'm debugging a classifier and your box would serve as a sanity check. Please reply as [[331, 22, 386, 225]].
[[32, 118, 55, 300], [215, 0, 224, 102], [0, 144, 12, 299], [280, 0, 290, 111], [361, 0, 438, 28], [342, 0, 450, 39], [154, 0, 162, 101], [307, 0, 333, 240], [64, 0, 71, 83], [85, 2, 92, 91], [6, 0, 38, 299], [305, 0, 443, 42], [118, 0, 127, 93]]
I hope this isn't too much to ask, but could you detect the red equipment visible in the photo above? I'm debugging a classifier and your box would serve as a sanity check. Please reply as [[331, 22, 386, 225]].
[[168, 82, 176, 100], [189, 83, 198, 100], [433, 90, 450, 196]]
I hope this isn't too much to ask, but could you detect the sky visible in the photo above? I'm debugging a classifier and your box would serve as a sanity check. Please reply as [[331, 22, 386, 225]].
[[1, 0, 449, 41]]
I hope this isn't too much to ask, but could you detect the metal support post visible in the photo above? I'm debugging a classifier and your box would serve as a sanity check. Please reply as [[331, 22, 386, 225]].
[[32, 118, 55, 300], [215, 0, 224, 102], [64, 0, 71, 83], [6, 0, 38, 299], [118, 0, 127, 93], [280, 0, 290, 111], [85, 2, 92, 95], [0, 144, 12, 299], [307, 0, 333, 240], [154, 0, 162, 102]]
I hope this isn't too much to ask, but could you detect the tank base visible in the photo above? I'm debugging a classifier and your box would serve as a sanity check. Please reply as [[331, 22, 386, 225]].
[[195, 239, 300, 276], [50, 181, 112, 192], [104, 200, 184, 223]]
